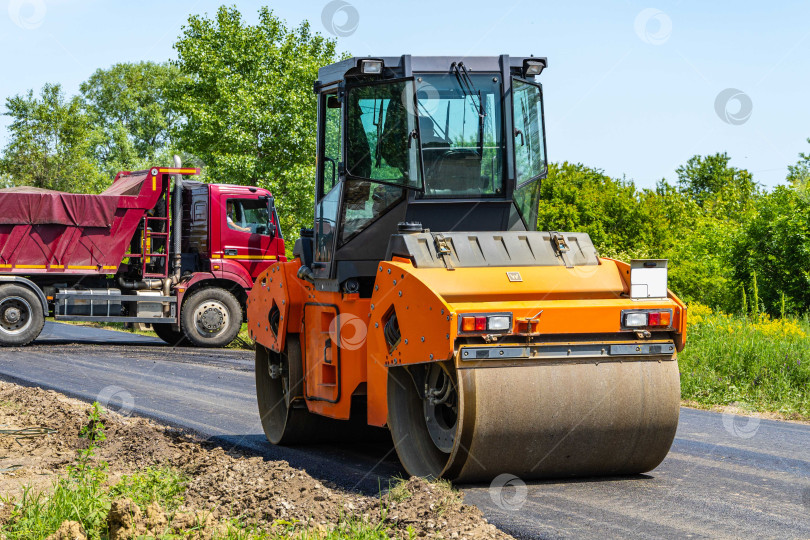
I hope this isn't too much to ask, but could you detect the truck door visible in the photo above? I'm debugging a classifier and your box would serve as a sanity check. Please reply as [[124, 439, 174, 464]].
[[219, 196, 279, 278]]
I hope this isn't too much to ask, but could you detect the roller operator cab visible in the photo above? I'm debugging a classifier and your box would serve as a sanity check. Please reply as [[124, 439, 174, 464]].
[[248, 56, 687, 482]]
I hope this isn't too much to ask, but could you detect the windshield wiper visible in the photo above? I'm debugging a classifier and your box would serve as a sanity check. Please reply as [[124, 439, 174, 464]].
[[452, 62, 486, 156]]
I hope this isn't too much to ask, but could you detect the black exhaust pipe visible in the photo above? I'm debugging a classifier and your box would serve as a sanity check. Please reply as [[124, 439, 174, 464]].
[[172, 155, 183, 282]]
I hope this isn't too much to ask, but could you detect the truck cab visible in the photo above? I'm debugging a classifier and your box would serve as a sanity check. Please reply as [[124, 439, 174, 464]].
[[181, 182, 284, 282]]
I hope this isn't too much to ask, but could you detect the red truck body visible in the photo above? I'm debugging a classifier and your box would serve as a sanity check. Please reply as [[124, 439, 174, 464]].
[[0, 166, 285, 347]]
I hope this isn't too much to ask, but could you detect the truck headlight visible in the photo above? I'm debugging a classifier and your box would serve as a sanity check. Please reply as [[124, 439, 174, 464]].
[[622, 310, 673, 328]]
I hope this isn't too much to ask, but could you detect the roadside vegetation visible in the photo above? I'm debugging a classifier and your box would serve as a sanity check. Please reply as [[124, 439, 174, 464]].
[[680, 304, 810, 419], [540, 154, 810, 419], [0, 397, 478, 540]]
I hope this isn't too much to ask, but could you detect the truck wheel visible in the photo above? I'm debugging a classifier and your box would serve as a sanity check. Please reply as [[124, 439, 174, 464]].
[[152, 324, 188, 347], [0, 284, 45, 347], [180, 287, 242, 347]]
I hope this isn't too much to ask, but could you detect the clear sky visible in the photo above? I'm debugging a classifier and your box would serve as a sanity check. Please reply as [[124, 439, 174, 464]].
[[1, 0, 808, 189]]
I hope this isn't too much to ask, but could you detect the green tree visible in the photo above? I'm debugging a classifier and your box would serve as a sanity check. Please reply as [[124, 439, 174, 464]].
[[80, 61, 181, 177], [676, 152, 758, 215], [733, 186, 810, 315], [0, 83, 105, 192], [538, 162, 690, 257], [170, 6, 339, 241], [538, 161, 741, 310], [787, 138, 810, 195]]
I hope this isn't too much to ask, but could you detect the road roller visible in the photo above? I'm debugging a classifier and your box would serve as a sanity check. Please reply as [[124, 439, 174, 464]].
[[248, 55, 687, 482]]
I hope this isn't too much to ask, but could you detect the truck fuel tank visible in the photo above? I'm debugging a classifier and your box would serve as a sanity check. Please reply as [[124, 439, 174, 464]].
[[54, 288, 122, 317]]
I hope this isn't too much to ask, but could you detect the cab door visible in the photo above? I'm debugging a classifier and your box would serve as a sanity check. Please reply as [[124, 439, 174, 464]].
[[217, 192, 279, 278], [312, 90, 343, 280]]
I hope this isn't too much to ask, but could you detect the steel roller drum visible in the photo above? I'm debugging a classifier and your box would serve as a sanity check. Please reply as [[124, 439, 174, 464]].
[[389, 356, 681, 482]]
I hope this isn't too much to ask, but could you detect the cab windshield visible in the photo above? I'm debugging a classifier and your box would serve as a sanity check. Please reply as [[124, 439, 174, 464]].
[[344, 74, 504, 199], [416, 73, 504, 197]]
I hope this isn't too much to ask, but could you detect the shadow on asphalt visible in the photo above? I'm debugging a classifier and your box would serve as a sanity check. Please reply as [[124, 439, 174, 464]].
[[457, 472, 655, 490]]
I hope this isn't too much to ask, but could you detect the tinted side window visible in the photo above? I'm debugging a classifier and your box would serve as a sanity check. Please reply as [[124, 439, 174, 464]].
[[345, 80, 422, 189], [322, 93, 341, 193], [340, 180, 404, 244], [512, 78, 547, 184]]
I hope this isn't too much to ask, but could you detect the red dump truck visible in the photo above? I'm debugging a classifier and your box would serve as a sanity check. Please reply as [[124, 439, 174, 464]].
[[0, 162, 285, 347]]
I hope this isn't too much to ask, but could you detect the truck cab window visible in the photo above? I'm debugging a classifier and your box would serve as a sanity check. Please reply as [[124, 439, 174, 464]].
[[226, 199, 273, 236], [340, 180, 404, 243]]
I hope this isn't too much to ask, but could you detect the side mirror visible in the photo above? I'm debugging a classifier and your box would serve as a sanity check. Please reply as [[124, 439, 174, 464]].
[[327, 95, 340, 109]]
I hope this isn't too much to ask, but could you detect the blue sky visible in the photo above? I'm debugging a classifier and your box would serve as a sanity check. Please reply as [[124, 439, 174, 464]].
[[1, 0, 808, 189]]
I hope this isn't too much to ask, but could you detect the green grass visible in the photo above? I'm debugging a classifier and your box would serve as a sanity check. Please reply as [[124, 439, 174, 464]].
[[679, 306, 810, 419], [0, 403, 398, 539], [385, 478, 412, 503], [227, 323, 254, 350]]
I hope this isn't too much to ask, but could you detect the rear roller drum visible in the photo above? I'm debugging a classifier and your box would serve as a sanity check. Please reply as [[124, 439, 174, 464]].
[[388, 358, 681, 482], [256, 335, 325, 445]]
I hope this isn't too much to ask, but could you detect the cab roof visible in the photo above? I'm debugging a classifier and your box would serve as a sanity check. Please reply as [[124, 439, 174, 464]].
[[315, 54, 547, 90]]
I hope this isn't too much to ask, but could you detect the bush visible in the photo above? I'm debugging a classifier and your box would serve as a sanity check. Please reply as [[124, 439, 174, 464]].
[[680, 309, 810, 418]]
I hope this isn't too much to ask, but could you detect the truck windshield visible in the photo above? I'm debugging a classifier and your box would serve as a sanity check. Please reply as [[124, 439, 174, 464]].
[[415, 73, 504, 197]]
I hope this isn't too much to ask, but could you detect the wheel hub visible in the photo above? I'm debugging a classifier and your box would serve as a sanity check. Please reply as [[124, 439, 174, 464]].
[[194, 300, 229, 335], [423, 364, 458, 453], [0, 296, 32, 335], [4, 307, 20, 324], [200, 308, 224, 331]]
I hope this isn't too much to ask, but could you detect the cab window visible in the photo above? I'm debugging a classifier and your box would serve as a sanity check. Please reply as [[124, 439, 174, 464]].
[[340, 180, 404, 244], [512, 78, 547, 184], [345, 80, 422, 189], [226, 199, 273, 236], [321, 93, 342, 194]]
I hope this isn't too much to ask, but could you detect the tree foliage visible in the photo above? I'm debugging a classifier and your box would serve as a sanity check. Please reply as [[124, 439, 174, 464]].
[[170, 6, 339, 241], [733, 186, 810, 315], [540, 157, 760, 312], [0, 84, 105, 192], [80, 61, 181, 177], [676, 152, 758, 213]]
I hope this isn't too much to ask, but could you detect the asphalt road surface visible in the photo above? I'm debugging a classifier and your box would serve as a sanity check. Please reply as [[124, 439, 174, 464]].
[[0, 322, 808, 539]]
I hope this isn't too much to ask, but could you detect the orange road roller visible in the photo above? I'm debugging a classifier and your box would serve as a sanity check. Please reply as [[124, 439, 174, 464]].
[[248, 55, 686, 482]]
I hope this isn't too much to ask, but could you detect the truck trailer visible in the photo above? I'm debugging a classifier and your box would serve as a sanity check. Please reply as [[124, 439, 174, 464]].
[[0, 160, 284, 347]]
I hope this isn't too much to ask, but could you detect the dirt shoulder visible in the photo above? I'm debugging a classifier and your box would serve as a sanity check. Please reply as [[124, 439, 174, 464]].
[[681, 400, 810, 424], [0, 381, 509, 539]]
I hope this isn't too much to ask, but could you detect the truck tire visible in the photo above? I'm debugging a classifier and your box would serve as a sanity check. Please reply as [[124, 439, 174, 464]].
[[152, 324, 188, 347], [0, 284, 45, 347], [180, 287, 242, 347]]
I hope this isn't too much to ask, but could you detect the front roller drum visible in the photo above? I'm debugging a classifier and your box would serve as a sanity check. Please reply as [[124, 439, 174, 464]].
[[388, 357, 680, 482]]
